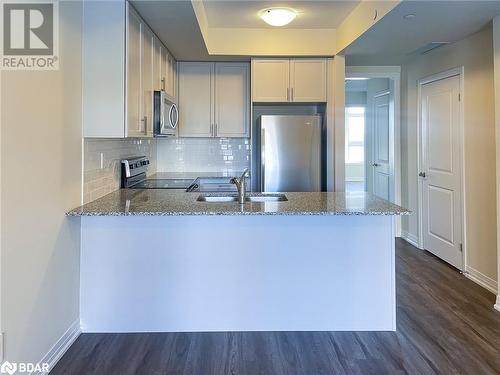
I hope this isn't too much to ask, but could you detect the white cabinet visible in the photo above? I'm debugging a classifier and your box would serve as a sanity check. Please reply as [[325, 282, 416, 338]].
[[178, 62, 214, 138], [153, 36, 162, 91], [142, 25, 154, 137], [252, 58, 327, 103], [252, 59, 289, 102], [126, 7, 143, 137], [215, 63, 249, 137], [83, 2, 176, 138], [290, 59, 327, 102], [158, 45, 176, 99], [178, 62, 249, 138]]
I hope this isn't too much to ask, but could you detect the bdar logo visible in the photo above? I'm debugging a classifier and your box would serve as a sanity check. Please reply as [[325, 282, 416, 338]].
[[3, 3, 53, 55], [0, 361, 17, 375]]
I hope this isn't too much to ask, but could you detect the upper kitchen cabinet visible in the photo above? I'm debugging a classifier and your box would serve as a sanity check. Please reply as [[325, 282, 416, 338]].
[[83, 1, 175, 138], [178, 62, 214, 138], [252, 58, 327, 103], [251, 59, 290, 102], [290, 59, 327, 102], [159, 44, 177, 99], [178, 62, 249, 138], [141, 25, 154, 138], [126, 6, 146, 138], [215, 63, 250, 137]]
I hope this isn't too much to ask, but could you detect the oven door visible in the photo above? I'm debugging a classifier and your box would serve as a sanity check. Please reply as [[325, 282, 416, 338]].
[[153, 91, 178, 136]]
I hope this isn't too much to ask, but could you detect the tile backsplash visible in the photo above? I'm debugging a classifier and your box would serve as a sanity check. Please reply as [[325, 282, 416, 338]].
[[83, 138, 157, 204], [156, 137, 250, 174]]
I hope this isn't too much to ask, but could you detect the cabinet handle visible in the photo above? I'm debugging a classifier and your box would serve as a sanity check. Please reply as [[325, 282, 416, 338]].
[[291, 87, 294, 101], [141, 116, 148, 134], [287, 88, 290, 101], [210, 123, 213, 136], [161, 78, 165, 91]]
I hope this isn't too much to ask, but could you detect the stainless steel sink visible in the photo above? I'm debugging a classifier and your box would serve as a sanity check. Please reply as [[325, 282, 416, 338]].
[[197, 193, 288, 203]]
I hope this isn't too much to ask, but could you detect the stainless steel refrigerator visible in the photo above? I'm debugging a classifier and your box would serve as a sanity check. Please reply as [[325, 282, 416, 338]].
[[259, 115, 322, 192]]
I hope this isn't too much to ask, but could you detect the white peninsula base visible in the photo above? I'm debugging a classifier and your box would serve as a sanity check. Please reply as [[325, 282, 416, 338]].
[[80, 214, 396, 332]]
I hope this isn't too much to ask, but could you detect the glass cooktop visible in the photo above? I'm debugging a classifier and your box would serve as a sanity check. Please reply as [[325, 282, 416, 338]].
[[130, 178, 195, 190]]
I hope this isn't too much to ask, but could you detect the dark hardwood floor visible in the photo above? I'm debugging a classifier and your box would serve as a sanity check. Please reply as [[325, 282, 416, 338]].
[[51, 239, 500, 375]]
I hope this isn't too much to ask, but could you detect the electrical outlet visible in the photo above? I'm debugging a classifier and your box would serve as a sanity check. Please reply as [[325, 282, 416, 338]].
[[100, 153, 104, 169]]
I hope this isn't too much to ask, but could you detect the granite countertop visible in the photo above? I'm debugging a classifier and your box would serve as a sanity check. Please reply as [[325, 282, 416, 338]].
[[67, 189, 411, 217]]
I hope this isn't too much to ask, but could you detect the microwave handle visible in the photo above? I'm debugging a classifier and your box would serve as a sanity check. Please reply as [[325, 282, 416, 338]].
[[169, 104, 179, 129]]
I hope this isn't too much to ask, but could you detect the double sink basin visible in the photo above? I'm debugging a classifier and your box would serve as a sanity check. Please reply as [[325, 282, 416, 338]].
[[197, 193, 288, 203]]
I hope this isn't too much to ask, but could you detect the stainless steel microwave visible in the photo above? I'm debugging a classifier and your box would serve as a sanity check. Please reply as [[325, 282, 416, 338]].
[[153, 91, 178, 136]]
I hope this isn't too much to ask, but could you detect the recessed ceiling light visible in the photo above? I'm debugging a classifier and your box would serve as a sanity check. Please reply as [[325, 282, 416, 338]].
[[403, 14, 416, 20], [260, 8, 297, 27]]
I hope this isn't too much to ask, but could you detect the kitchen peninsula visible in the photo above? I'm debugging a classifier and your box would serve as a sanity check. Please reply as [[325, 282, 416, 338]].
[[68, 190, 409, 333]]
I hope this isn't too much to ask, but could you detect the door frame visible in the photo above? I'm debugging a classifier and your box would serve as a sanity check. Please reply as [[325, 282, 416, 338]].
[[417, 67, 466, 271], [345, 66, 401, 236]]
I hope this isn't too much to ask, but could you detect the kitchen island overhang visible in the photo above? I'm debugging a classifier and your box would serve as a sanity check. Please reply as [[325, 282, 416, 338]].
[[68, 190, 409, 333]]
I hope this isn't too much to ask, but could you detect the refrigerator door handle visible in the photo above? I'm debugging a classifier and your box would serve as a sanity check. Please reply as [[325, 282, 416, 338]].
[[261, 128, 266, 192]]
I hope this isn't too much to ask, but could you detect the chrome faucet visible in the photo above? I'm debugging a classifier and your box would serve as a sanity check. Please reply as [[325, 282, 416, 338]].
[[230, 168, 249, 204]]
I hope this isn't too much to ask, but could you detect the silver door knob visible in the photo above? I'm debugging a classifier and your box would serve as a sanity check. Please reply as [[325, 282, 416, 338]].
[[372, 163, 380, 167], [419, 172, 426, 178]]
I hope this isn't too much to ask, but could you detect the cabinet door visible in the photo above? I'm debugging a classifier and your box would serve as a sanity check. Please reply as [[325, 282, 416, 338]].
[[178, 62, 214, 137], [215, 63, 249, 137], [166, 53, 175, 97], [126, 7, 144, 137], [252, 59, 289, 102], [152, 36, 162, 91], [160, 44, 168, 92], [142, 25, 154, 137], [290, 59, 327, 102]]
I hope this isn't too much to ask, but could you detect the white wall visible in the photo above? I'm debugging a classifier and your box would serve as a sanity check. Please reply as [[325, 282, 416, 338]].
[[492, 17, 500, 305], [1, 1, 82, 364], [401, 26, 497, 283]]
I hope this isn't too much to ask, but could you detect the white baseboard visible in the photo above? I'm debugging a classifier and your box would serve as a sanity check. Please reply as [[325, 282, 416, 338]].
[[464, 266, 498, 295], [400, 231, 421, 248], [495, 296, 500, 313], [32, 320, 81, 375]]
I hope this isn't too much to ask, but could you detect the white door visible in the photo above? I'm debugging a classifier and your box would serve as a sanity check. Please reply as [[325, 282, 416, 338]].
[[178, 62, 214, 137], [252, 59, 290, 102], [372, 91, 392, 201], [421, 75, 462, 270], [214, 63, 249, 137], [290, 59, 327, 102]]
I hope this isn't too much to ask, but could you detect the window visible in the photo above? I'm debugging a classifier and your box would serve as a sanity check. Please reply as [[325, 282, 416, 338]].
[[345, 107, 365, 164]]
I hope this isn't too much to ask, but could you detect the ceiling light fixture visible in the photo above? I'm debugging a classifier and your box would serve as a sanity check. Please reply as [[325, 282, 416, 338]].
[[346, 77, 369, 81], [260, 8, 297, 27]]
